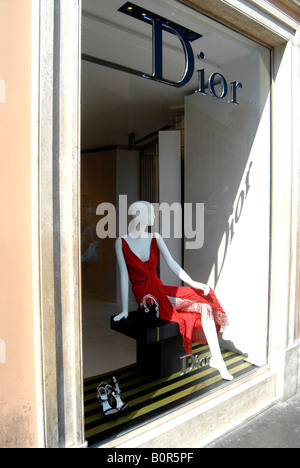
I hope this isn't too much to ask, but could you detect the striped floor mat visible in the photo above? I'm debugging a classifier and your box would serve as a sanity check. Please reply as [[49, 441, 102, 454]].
[[84, 345, 257, 447]]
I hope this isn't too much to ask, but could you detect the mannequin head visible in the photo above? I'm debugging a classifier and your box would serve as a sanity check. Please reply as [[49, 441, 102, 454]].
[[128, 201, 155, 236]]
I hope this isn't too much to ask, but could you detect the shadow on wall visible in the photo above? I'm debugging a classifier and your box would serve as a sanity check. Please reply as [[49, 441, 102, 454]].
[[184, 95, 264, 284]]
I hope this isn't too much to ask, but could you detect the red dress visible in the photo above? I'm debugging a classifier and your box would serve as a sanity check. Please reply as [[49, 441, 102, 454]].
[[121, 235, 229, 355]]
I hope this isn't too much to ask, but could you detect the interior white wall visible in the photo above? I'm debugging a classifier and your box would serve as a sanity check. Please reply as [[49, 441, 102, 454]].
[[184, 47, 271, 367], [159, 131, 182, 286]]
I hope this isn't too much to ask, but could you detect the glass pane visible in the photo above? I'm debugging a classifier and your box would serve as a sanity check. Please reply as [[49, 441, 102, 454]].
[[81, 0, 271, 446]]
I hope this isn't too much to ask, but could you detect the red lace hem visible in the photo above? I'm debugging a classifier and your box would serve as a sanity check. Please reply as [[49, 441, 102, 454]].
[[168, 296, 229, 355]]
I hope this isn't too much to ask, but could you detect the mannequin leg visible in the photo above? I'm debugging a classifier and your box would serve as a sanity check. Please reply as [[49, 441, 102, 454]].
[[202, 316, 234, 381]]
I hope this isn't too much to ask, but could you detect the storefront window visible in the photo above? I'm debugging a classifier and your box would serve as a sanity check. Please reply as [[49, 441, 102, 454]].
[[81, 0, 271, 447]]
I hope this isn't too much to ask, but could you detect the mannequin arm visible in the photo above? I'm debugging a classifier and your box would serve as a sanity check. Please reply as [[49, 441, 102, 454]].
[[156, 233, 209, 295], [114, 238, 130, 321]]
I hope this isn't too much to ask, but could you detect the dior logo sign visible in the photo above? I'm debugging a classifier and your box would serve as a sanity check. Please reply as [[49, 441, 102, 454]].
[[118, 2, 243, 104], [180, 354, 212, 375]]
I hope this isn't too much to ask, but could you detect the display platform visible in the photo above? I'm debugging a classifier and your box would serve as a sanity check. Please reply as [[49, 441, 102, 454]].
[[110, 311, 185, 378], [84, 344, 257, 447]]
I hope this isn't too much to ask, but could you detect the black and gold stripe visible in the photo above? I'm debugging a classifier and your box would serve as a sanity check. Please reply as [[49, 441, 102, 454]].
[[84, 345, 256, 447]]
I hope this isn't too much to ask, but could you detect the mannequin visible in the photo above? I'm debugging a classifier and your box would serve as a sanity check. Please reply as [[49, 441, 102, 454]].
[[114, 201, 233, 381]]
